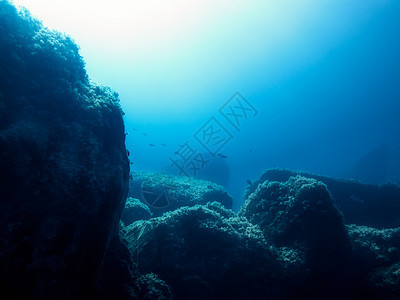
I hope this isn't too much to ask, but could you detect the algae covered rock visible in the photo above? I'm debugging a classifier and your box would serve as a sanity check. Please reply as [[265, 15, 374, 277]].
[[347, 225, 400, 298], [348, 225, 400, 266], [128, 171, 233, 216], [136, 273, 173, 300], [245, 169, 400, 227], [239, 175, 353, 292], [239, 172, 400, 298], [0, 2, 129, 298], [369, 262, 400, 298], [123, 173, 400, 299], [121, 197, 153, 226], [240, 176, 351, 250], [124, 202, 282, 299], [95, 232, 137, 300]]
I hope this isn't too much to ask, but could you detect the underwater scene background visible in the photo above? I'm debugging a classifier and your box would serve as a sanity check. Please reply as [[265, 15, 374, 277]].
[[1, 0, 400, 299], [12, 0, 400, 209]]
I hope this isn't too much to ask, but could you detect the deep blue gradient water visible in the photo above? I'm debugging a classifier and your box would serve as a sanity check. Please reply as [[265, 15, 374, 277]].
[[15, 0, 400, 209]]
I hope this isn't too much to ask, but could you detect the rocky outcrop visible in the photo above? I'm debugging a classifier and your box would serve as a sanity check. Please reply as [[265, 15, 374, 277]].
[[240, 176, 352, 255], [95, 231, 137, 300], [3, 2, 400, 299], [122, 173, 400, 299], [245, 169, 400, 228], [128, 171, 232, 217], [121, 197, 152, 226], [239, 176, 356, 297], [348, 225, 400, 298], [124, 202, 284, 299], [135, 273, 173, 300], [0, 2, 129, 299]]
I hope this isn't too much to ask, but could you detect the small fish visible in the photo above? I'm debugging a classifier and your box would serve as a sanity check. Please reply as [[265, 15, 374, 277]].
[[217, 153, 228, 159], [249, 149, 252, 152], [132, 128, 137, 131], [246, 179, 252, 185], [142, 132, 148, 136], [161, 144, 167, 147], [149, 144, 156, 147]]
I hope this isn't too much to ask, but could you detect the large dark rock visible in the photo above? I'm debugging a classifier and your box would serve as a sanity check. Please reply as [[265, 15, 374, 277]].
[[347, 225, 400, 298], [245, 169, 400, 228], [240, 177, 351, 247], [348, 225, 400, 268], [124, 202, 284, 299], [240, 172, 400, 298], [95, 230, 137, 300], [239, 176, 353, 291], [0, 2, 129, 298], [124, 176, 400, 299], [135, 273, 173, 300], [121, 197, 153, 226], [128, 171, 233, 217]]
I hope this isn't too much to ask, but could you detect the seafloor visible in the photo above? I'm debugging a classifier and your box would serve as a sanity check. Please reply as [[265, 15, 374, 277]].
[[1, 2, 400, 299]]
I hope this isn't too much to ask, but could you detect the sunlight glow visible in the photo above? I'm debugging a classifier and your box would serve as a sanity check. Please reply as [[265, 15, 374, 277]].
[[12, 0, 315, 115], [11, 0, 383, 119], [12, 0, 310, 56]]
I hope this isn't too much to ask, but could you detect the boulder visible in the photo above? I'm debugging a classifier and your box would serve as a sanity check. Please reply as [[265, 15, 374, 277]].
[[135, 273, 173, 300], [245, 169, 400, 228], [0, 2, 129, 298], [121, 197, 153, 226], [124, 177, 400, 299], [128, 171, 232, 216], [240, 176, 351, 252], [239, 175, 353, 295], [348, 225, 400, 267], [95, 231, 137, 300], [124, 202, 283, 299], [347, 225, 400, 298]]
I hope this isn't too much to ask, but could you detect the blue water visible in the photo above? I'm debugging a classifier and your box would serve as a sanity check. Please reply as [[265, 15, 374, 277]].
[[118, 1, 400, 209], [17, 0, 400, 209]]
